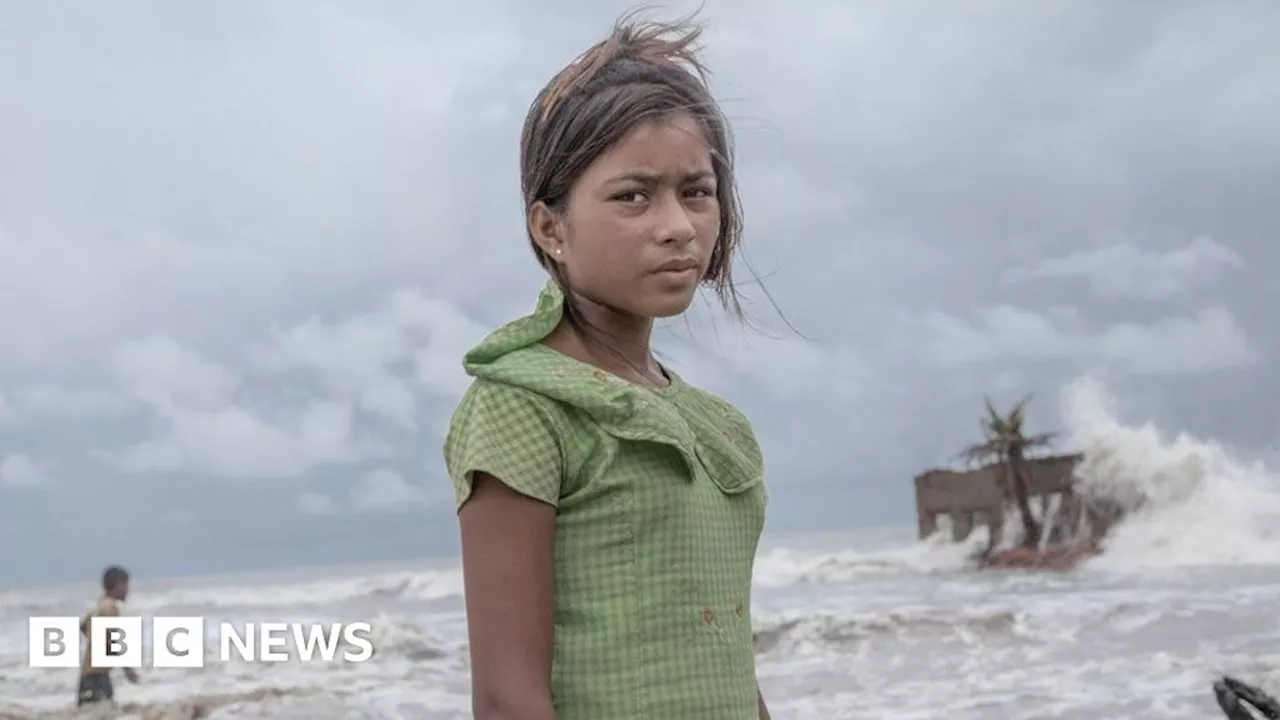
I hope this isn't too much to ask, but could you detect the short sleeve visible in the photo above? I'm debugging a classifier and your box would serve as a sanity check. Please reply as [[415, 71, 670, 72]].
[[443, 379, 566, 510]]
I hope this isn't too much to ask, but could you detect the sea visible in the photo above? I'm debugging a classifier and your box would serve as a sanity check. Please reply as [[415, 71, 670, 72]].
[[3, 376, 1280, 720]]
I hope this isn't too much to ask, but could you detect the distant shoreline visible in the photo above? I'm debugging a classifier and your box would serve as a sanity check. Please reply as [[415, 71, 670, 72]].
[[4, 523, 920, 593]]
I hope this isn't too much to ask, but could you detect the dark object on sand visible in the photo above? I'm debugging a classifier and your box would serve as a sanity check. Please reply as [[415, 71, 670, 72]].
[[1215, 675, 1280, 719]]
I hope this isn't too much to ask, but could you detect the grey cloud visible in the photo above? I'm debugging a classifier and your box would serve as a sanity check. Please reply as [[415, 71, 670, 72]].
[[0, 453, 55, 489], [920, 304, 1258, 375], [2, 0, 1278, 584], [104, 400, 373, 481], [3, 384, 133, 423], [112, 335, 240, 410], [1003, 236, 1243, 300], [298, 492, 339, 516], [349, 468, 432, 513], [297, 467, 432, 516]]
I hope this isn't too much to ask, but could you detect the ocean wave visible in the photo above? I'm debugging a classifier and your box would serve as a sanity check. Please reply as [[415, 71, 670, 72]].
[[0, 594, 66, 616], [752, 605, 1036, 656], [0, 685, 322, 720], [1061, 377, 1280, 571], [753, 530, 988, 587], [3, 540, 980, 619], [750, 594, 1204, 657], [0, 568, 465, 617], [361, 614, 457, 662], [129, 569, 465, 613]]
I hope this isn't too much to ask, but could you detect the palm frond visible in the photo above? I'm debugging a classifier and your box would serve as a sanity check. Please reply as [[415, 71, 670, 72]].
[[1009, 392, 1032, 420], [1020, 431, 1058, 449], [983, 396, 1003, 431], [956, 440, 1000, 466], [1007, 393, 1033, 434], [962, 392, 1059, 469]]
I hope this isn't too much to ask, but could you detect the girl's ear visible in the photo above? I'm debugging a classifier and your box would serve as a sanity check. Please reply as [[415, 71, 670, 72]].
[[528, 201, 566, 259]]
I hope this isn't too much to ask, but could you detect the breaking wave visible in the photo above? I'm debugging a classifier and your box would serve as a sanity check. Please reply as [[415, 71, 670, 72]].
[[753, 607, 1025, 655], [753, 529, 987, 587], [129, 569, 465, 612], [0, 687, 303, 720], [0, 568, 464, 616], [1062, 376, 1280, 570]]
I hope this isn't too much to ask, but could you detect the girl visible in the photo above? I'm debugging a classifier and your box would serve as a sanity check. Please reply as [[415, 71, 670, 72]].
[[445, 11, 772, 720]]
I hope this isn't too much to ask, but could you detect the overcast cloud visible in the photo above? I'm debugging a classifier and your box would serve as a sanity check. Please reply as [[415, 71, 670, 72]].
[[2, 0, 1277, 586]]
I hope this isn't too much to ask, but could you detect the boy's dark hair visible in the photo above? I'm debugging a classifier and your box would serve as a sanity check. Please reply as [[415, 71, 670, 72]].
[[102, 565, 129, 591], [520, 9, 747, 333]]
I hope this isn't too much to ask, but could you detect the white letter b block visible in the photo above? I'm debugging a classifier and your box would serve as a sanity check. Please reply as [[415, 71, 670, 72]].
[[28, 617, 80, 668], [89, 616, 142, 668], [153, 617, 204, 668]]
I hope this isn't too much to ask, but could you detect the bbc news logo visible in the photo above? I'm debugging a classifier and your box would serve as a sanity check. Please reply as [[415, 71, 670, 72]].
[[28, 617, 375, 668]]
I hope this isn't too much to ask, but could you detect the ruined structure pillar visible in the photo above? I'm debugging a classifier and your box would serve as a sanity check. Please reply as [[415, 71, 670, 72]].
[[917, 510, 937, 539]]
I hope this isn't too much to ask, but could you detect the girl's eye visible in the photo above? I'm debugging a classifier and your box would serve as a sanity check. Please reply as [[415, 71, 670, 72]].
[[686, 187, 715, 198], [614, 191, 647, 204]]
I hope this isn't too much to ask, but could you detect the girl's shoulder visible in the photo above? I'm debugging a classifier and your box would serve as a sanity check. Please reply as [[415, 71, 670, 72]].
[[447, 376, 575, 444], [443, 377, 577, 509]]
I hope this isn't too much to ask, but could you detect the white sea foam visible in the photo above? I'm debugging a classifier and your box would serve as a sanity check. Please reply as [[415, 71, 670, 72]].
[[130, 569, 465, 612], [754, 528, 987, 587], [1062, 376, 1280, 570]]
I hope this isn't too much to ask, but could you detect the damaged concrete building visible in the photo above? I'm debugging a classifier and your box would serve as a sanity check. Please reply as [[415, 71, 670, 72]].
[[914, 453, 1124, 548]]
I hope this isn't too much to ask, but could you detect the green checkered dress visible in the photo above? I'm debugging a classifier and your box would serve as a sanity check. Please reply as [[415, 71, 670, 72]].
[[444, 281, 768, 719]]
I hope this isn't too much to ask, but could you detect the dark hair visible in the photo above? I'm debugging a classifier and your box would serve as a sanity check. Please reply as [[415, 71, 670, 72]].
[[102, 565, 129, 591], [520, 9, 746, 335]]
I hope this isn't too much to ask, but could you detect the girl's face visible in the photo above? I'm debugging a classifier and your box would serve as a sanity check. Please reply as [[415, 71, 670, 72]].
[[538, 111, 721, 320]]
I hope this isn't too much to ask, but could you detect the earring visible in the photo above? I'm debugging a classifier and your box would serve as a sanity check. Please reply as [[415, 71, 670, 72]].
[[555, 248, 562, 256]]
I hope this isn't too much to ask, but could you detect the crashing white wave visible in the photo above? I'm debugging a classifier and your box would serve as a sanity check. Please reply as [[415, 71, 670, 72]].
[[753, 527, 987, 587], [1061, 376, 1280, 570]]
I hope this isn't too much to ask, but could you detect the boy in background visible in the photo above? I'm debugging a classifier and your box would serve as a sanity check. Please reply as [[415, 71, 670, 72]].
[[77, 565, 140, 706]]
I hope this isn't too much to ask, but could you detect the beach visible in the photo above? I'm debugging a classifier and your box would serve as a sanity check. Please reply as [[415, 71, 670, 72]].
[[5, 379, 1280, 719], [4, 530, 1280, 719]]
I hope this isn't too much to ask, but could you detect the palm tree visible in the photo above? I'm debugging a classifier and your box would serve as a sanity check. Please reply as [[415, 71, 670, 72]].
[[958, 394, 1057, 550]]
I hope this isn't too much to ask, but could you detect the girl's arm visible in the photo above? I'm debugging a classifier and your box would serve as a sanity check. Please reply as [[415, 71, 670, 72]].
[[460, 472, 558, 720]]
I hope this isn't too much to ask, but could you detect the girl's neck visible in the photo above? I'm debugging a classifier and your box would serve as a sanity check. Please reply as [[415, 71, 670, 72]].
[[545, 293, 668, 387]]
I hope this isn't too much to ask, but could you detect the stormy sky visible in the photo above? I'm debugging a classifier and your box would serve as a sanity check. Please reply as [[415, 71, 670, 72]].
[[2, 0, 1277, 586]]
